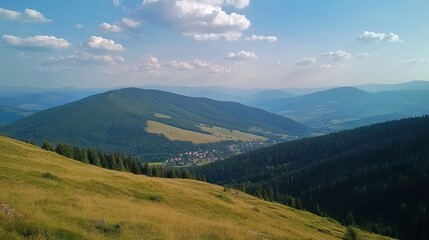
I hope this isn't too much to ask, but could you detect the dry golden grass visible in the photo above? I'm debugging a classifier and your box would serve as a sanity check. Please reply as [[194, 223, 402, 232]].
[[0, 136, 392, 240], [146, 121, 266, 144], [198, 124, 267, 142]]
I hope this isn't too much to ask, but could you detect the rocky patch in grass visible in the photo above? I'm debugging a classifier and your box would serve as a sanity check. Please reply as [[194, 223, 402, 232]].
[[0, 204, 17, 217]]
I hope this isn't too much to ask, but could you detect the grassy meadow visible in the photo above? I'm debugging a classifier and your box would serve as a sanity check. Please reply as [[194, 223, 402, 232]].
[[0, 136, 391, 240], [146, 120, 265, 144]]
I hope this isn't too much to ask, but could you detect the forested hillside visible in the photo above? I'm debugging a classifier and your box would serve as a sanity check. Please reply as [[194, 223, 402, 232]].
[[198, 116, 429, 239], [0, 88, 309, 161]]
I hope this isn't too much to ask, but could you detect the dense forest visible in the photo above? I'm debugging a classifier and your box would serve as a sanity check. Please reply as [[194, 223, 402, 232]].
[[197, 116, 429, 240], [40, 141, 195, 180]]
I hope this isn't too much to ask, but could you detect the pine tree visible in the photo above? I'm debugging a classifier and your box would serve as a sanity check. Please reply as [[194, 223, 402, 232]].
[[41, 141, 54, 151]]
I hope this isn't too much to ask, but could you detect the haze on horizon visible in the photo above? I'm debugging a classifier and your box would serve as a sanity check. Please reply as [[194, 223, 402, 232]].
[[0, 0, 428, 89]]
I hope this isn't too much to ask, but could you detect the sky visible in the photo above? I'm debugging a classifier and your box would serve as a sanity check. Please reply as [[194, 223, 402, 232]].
[[0, 0, 428, 89]]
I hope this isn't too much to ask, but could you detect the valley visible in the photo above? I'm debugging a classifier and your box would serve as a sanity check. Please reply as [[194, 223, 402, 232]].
[[1, 1, 427, 239]]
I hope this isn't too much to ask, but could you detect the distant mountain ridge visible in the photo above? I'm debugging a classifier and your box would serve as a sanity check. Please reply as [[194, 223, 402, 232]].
[[355, 80, 429, 92], [254, 86, 429, 130], [0, 88, 309, 160]]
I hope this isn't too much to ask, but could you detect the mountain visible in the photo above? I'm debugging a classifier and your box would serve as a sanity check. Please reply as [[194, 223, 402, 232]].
[[197, 115, 429, 239], [0, 87, 105, 125], [254, 86, 429, 130], [356, 80, 429, 92], [243, 90, 295, 105], [0, 136, 391, 240], [0, 105, 32, 126], [0, 88, 309, 161]]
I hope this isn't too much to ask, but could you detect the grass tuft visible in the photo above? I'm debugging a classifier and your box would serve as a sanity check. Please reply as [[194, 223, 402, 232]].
[[42, 172, 58, 180]]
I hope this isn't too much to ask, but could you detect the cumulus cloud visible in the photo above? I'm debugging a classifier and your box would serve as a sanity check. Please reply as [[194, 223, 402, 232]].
[[295, 57, 316, 66], [225, 0, 250, 9], [43, 52, 124, 67], [225, 50, 257, 60], [0, 8, 51, 23], [357, 31, 402, 42], [322, 50, 352, 61], [100, 18, 140, 33], [139, 0, 251, 41], [121, 18, 140, 28], [193, 59, 211, 67], [168, 60, 195, 70], [357, 52, 370, 58], [145, 56, 162, 74], [2, 35, 70, 50], [82, 36, 125, 52], [100, 23, 122, 32], [403, 58, 429, 66], [245, 34, 277, 42]]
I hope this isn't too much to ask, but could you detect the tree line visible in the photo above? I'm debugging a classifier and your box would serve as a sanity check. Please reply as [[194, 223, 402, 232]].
[[41, 141, 197, 180]]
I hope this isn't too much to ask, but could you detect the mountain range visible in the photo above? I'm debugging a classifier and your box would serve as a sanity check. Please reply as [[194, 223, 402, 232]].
[[0, 88, 309, 161], [253, 86, 429, 130]]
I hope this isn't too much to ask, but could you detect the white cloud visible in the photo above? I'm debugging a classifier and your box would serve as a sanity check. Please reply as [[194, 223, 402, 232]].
[[322, 50, 352, 61], [193, 59, 211, 67], [225, 50, 257, 60], [76, 24, 83, 29], [357, 52, 370, 58], [113, 0, 122, 7], [145, 56, 162, 74], [224, 0, 250, 9], [43, 52, 125, 67], [357, 31, 402, 42], [100, 18, 140, 33], [245, 34, 277, 42], [139, 0, 251, 41], [168, 60, 195, 70], [121, 18, 140, 28], [295, 57, 316, 66], [0, 8, 51, 23], [100, 23, 122, 32], [383, 33, 401, 42], [403, 58, 429, 66], [82, 36, 125, 52], [320, 64, 331, 69], [2, 35, 70, 50]]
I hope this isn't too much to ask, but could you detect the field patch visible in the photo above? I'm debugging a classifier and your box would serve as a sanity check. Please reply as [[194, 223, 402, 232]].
[[145, 121, 267, 144], [198, 124, 267, 142], [146, 121, 220, 143]]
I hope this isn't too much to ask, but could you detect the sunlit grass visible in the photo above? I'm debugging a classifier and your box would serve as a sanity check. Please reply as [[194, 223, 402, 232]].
[[0, 136, 392, 239]]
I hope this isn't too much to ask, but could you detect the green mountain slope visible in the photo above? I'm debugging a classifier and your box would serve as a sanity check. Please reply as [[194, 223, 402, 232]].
[[197, 115, 429, 239], [254, 87, 429, 130], [0, 88, 309, 160], [0, 136, 390, 240]]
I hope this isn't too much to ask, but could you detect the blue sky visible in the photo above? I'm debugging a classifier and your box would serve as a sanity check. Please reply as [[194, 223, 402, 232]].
[[0, 0, 428, 89]]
